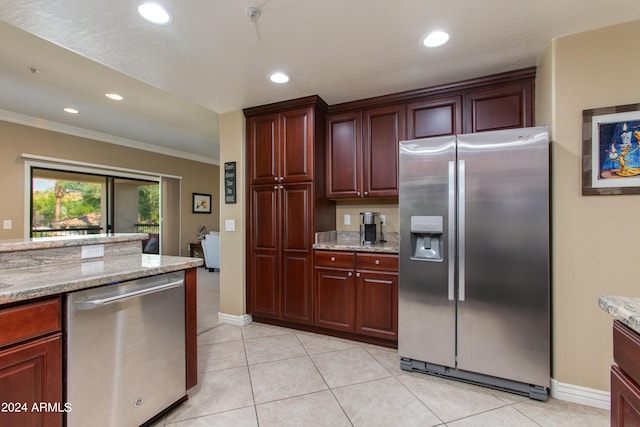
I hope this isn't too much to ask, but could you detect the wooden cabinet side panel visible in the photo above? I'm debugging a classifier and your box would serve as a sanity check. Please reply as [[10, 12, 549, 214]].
[[281, 107, 313, 182], [0, 334, 62, 427], [326, 112, 361, 198], [363, 105, 404, 197], [314, 267, 355, 332], [248, 114, 279, 184], [184, 267, 198, 389], [355, 271, 398, 339], [611, 365, 640, 427]]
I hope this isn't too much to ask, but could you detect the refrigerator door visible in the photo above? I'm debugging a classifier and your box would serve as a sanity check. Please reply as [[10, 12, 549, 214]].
[[456, 127, 550, 387], [398, 135, 457, 367]]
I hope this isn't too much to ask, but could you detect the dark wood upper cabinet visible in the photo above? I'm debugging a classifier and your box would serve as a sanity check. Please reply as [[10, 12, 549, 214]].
[[407, 95, 462, 139], [326, 111, 361, 198], [463, 80, 534, 133], [363, 104, 405, 198]]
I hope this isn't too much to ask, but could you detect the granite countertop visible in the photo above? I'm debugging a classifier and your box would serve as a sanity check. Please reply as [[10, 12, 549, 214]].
[[599, 295, 640, 335], [0, 233, 148, 253], [0, 254, 203, 305], [313, 231, 399, 254]]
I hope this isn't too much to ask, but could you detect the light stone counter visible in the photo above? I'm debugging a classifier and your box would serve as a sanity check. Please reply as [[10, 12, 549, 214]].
[[313, 231, 399, 254], [599, 295, 640, 335], [0, 234, 203, 304]]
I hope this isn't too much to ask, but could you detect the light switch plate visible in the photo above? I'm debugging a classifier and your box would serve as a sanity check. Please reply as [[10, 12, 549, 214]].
[[3, 220, 11, 230], [344, 214, 350, 225], [225, 219, 235, 231]]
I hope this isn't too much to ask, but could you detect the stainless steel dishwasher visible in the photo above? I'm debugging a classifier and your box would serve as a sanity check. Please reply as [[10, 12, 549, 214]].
[[66, 271, 186, 427]]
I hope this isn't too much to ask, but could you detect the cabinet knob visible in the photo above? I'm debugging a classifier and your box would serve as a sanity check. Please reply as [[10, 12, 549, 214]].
[[356, 272, 361, 277], [348, 272, 353, 277], [357, 192, 361, 196], [279, 185, 284, 189], [274, 186, 278, 190], [364, 191, 368, 196], [279, 177, 284, 182], [274, 177, 279, 182], [330, 256, 336, 262], [375, 259, 380, 265]]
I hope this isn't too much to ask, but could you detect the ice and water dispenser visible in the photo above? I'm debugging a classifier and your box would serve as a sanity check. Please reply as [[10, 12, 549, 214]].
[[410, 216, 444, 261]]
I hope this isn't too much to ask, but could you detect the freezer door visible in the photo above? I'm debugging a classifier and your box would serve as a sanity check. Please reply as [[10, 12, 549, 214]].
[[456, 127, 550, 388], [398, 136, 457, 367]]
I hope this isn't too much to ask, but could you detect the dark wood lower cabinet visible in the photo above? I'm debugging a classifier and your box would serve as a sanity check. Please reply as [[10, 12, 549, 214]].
[[611, 320, 640, 426], [314, 250, 398, 344], [0, 297, 63, 427]]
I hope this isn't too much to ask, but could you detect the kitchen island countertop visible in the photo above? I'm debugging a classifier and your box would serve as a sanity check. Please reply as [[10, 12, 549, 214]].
[[599, 295, 640, 335], [0, 254, 203, 304]]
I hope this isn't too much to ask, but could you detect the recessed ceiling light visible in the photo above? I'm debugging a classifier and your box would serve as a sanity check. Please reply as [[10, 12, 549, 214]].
[[64, 107, 79, 114], [105, 93, 124, 101], [138, 2, 172, 25], [423, 31, 450, 48], [269, 72, 290, 84]]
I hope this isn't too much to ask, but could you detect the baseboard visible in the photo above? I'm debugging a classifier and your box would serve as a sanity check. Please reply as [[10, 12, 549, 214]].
[[218, 312, 253, 326], [550, 378, 610, 410]]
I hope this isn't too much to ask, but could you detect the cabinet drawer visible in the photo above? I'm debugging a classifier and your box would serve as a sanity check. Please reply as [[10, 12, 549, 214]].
[[315, 251, 355, 268], [614, 320, 640, 386], [0, 297, 62, 348], [355, 253, 398, 272]]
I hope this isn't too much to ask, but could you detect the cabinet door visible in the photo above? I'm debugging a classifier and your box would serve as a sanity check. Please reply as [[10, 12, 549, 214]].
[[314, 267, 355, 332], [281, 183, 313, 324], [407, 95, 462, 139], [363, 104, 405, 198], [463, 81, 533, 133], [248, 113, 280, 185], [355, 270, 398, 339], [326, 111, 362, 198], [281, 107, 314, 183], [0, 334, 63, 427], [611, 365, 640, 427], [248, 185, 280, 318]]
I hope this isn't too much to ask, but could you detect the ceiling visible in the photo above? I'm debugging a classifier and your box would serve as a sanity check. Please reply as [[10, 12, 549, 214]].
[[1, 1, 640, 165]]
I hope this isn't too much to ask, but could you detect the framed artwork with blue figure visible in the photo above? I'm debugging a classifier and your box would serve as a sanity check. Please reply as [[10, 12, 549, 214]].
[[583, 103, 640, 195]]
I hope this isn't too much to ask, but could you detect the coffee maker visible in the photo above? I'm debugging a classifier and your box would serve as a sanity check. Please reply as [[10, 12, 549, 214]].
[[360, 211, 381, 245]]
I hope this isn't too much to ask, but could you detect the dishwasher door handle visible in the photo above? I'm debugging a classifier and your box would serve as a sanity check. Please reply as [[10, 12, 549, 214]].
[[74, 280, 184, 310]]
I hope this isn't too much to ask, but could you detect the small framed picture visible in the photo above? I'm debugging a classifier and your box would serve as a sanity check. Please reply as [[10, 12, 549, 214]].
[[582, 103, 640, 195], [192, 193, 211, 213]]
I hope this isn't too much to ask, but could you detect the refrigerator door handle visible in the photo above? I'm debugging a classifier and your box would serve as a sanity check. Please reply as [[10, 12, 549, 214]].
[[448, 161, 456, 301], [458, 159, 466, 301]]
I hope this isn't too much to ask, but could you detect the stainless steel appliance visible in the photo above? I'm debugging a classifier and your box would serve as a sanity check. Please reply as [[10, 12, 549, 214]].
[[67, 271, 186, 426], [398, 127, 550, 400], [360, 211, 381, 244]]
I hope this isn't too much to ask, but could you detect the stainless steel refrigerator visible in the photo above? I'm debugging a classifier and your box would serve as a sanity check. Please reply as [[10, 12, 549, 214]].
[[398, 126, 550, 400]]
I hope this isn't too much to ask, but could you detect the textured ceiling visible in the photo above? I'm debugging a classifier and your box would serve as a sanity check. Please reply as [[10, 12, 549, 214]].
[[1, 0, 640, 164]]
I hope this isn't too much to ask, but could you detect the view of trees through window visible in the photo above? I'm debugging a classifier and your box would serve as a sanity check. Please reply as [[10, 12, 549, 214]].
[[31, 168, 160, 241]]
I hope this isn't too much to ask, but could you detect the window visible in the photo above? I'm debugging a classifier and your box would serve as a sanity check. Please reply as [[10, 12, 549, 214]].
[[30, 168, 161, 254]]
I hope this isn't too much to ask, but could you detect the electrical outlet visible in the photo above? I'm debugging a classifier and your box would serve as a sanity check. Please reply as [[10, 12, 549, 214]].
[[81, 244, 104, 259], [344, 214, 350, 225], [380, 215, 386, 225]]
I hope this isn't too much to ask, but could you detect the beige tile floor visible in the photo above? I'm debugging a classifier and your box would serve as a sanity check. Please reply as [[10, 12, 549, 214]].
[[153, 269, 610, 426]]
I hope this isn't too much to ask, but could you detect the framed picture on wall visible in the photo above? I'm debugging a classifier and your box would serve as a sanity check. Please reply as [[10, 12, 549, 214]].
[[582, 103, 640, 195], [192, 193, 211, 213]]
